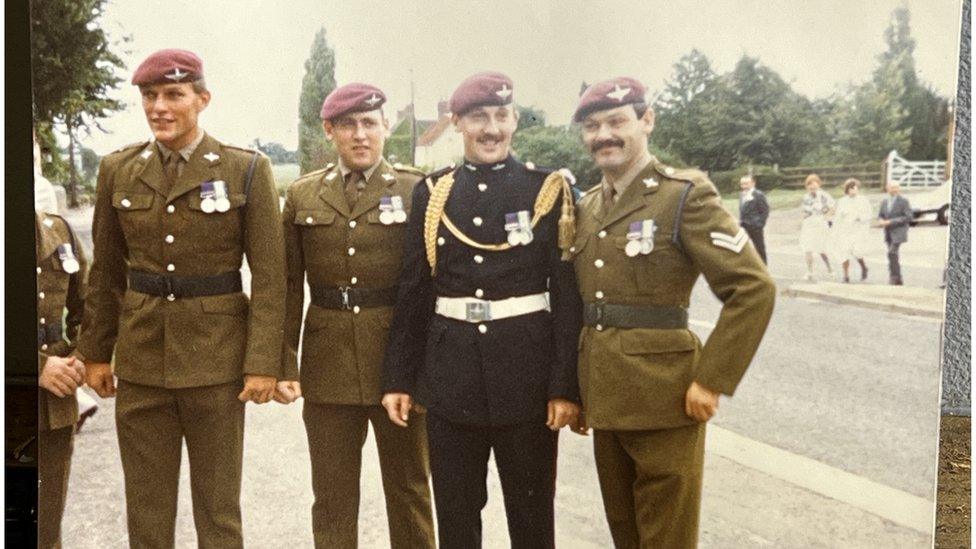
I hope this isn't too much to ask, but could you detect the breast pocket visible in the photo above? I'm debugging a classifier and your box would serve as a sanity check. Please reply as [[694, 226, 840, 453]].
[[113, 192, 155, 238], [615, 236, 685, 293]]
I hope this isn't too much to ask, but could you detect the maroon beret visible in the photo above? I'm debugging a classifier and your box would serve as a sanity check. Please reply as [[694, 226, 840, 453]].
[[132, 49, 204, 86], [573, 77, 647, 122], [449, 72, 514, 116], [320, 83, 387, 121]]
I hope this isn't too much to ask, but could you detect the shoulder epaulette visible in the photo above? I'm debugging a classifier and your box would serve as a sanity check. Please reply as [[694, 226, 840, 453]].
[[221, 143, 259, 154], [523, 161, 555, 175], [291, 164, 332, 186], [392, 162, 425, 176], [113, 140, 149, 153], [653, 161, 707, 185], [426, 164, 456, 184]]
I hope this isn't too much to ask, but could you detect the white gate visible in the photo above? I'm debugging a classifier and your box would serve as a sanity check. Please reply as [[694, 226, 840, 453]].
[[884, 150, 947, 188]]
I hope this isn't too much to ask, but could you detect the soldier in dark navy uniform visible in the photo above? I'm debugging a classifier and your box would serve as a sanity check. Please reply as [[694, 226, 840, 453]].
[[381, 71, 583, 548]]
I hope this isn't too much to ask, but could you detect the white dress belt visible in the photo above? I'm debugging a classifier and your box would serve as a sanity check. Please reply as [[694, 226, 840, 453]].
[[435, 293, 550, 323]]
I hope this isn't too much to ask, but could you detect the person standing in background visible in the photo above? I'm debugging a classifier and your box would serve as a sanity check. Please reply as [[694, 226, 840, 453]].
[[876, 181, 912, 285], [833, 178, 872, 283], [738, 175, 769, 264], [799, 174, 834, 281]]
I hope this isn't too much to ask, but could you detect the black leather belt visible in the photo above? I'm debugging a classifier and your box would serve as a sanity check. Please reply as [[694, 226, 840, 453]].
[[129, 270, 242, 299], [583, 302, 689, 329], [37, 322, 63, 346], [310, 285, 398, 310]]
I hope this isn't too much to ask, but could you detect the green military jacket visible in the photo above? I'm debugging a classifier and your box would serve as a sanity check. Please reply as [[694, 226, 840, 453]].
[[77, 133, 286, 388], [571, 159, 776, 430], [36, 212, 87, 431], [281, 160, 424, 405]]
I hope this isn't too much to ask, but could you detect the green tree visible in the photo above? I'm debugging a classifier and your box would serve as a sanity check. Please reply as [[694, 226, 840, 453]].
[[250, 138, 297, 164], [842, 7, 949, 161], [31, 0, 127, 206], [657, 55, 816, 171], [513, 126, 601, 189], [652, 49, 717, 164], [298, 27, 337, 174], [517, 105, 547, 131]]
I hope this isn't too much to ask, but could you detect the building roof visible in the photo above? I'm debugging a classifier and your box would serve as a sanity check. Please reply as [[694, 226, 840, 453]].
[[417, 115, 452, 146]]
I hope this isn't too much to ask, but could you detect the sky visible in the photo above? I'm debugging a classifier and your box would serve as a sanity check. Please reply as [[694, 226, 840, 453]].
[[73, 0, 963, 156]]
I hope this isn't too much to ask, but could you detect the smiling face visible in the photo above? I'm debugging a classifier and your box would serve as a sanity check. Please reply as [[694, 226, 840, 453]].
[[453, 105, 518, 164], [323, 110, 388, 171], [580, 104, 655, 175], [140, 82, 210, 150]]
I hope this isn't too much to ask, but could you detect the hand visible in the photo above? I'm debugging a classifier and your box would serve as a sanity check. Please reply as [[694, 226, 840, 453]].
[[684, 381, 720, 422], [546, 398, 580, 431], [238, 375, 276, 404], [85, 362, 116, 398], [272, 381, 302, 404], [40, 356, 85, 398], [569, 409, 590, 436], [381, 392, 413, 427]]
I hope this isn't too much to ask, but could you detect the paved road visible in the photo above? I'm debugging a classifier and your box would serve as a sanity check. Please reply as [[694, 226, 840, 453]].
[[60, 205, 943, 547]]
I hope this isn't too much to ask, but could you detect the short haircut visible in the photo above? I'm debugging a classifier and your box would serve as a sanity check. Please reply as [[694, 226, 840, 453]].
[[632, 102, 648, 119], [740, 175, 756, 184], [805, 173, 823, 186], [843, 178, 860, 194], [191, 78, 208, 94]]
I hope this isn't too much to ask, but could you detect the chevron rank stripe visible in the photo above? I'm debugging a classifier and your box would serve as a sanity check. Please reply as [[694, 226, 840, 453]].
[[710, 228, 749, 253]]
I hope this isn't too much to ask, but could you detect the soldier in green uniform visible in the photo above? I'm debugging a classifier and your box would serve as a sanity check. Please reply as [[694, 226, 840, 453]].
[[36, 207, 88, 548], [569, 77, 776, 548], [77, 49, 286, 547], [280, 83, 435, 548]]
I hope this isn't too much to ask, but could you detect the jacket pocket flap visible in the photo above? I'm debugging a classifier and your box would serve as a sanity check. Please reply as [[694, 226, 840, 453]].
[[294, 209, 337, 226], [620, 329, 696, 355], [113, 192, 154, 210]]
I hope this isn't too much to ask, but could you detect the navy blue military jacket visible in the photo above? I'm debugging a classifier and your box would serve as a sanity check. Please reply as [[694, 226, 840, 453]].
[[739, 189, 770, 228], [382, 155, 582, 427]]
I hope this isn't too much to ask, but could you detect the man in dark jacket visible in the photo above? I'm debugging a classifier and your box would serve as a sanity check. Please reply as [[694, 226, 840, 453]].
[[738, 175, 770, 263], [877, 181, 912, 285], [381, 71, 582, 548]]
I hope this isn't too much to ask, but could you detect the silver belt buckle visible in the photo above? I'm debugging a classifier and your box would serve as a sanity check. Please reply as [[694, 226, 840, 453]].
[[465, 301, 491, 322]]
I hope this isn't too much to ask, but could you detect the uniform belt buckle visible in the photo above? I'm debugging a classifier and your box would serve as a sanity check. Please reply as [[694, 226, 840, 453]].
[[465, 301, 491, 322], [593, 302, 605, 324], [338, 286, 353, 311]]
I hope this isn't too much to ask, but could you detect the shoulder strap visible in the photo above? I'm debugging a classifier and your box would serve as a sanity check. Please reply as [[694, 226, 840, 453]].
[[244, 151, 260, 201]]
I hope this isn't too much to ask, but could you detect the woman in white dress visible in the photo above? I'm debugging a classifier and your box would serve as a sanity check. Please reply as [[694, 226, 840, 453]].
[[799, 174, 835, 281], [833, 178, 872, 282]]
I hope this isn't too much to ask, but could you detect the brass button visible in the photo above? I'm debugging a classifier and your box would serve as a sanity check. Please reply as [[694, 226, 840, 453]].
[[478, 324, 488, 334], [167, 294, 176, 302], [121, 198, 132, 208], [349, 220, 357, 228], [437, 237, 445, 246], [348, 247, 356, 256], [474, 255, 484, 264], [350, 277, 358, 285], [165, 235, 175, 244], [306, 216, 314, 224], [473, 217, 483, 226], [167, 264, 176, 272], [595, 291, 604, 299], [594, 259, 605, 268], [353, 306, 361, 314], [598, 230, 607, 238], [475, 289, 484, 298], [167, 205, 176, 214]]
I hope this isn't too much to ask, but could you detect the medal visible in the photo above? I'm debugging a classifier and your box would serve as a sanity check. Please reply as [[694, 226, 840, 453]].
[[625, 240, 642, 257], [57, 243, 80, 274], [379, 196, 396, 225], [391, 196, 407, 223], [200, 181, 217, 213], [626, 219, 656, 257], [505, 210, 533, 246], [516, 210, 533, 245], [213, 181, 230, 213], [640, 219, 655, 254]]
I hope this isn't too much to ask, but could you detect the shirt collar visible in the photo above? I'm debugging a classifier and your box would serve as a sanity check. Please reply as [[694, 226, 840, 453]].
[[157, 129, 206, 163], [338, 158, 382, 183], [602, 152, 652, 200]]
